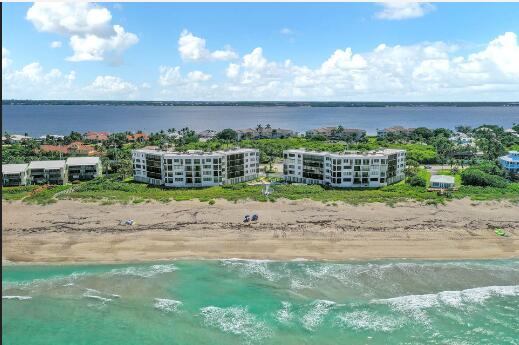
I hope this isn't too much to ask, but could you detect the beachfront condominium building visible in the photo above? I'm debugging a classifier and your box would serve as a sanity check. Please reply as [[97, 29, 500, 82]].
[[27, 160, 67, 185], [499, 151, 519, 174], [2, 164, 29, 186], [132, 148, 260, 187], [283, 149, 406, 188], [66, 157, 102, 181]]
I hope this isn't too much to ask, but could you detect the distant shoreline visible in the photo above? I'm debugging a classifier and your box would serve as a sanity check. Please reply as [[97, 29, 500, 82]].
[[3, 100, 519, 107]]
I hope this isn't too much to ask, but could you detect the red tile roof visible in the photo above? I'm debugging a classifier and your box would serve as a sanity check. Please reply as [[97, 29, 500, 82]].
[[86, 131, 110, 141], [39, 142, 99, 156], [127, 133, 149, 141]]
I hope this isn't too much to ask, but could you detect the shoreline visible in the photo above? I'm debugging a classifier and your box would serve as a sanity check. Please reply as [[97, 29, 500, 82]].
[[3, 199, 518, 264]]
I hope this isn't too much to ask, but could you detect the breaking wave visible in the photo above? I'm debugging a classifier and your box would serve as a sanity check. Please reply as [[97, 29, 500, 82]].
[[336, 310, 405, 332], [301, 300, 336, 331], [109, 264, 178, 278], [200, 305, 271, 343], [154, 298, 182, 313], [2, 295, 32, 300]]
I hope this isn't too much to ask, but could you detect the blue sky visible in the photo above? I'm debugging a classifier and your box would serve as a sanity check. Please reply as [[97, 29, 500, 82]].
[[3, 2, 519, 101]]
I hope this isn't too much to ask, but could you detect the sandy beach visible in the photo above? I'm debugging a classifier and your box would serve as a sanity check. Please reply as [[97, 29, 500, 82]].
[[2, 199, 518, 263]]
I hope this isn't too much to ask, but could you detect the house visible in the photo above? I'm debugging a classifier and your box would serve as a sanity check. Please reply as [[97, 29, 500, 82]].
[[27, 160, 67, 185], [505, 128, 519, 137], [197, 130, 217, 141], [499, 151, 519, 173], [85, 131, 110, 142], [66, 157, 102, 181], [283, 148, 406, 188], [38, 134, 65, 141], [236, 127, 296, 140], [132, 148, 260, 187], [7, 134, 32, 143], [449, 132, 475, 146], [306, 127, 366, 141], [377, 126, 415, 139], [127, 132, 149, 142], [39, 141, 98, 156], [429, 175, 455, 190], [2, 164, 29, 186]]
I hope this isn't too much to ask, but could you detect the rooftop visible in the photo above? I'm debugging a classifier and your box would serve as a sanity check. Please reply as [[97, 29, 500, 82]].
[[66, 157, 101, 166], [28, 160, 66, 170], [500, 151, 519, 162], [134, 147, 258, 156], [430, 175, 455, 184], [285, 148, 405, 157], [2, 163, 28, 174]]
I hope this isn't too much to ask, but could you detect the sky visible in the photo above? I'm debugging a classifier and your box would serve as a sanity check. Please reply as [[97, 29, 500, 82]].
[[2, 2, 519, 101]]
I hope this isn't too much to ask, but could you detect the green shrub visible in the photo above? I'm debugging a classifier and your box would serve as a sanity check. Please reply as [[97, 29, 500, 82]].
[[461, 168, 509, 188], [407, 175, 427, 187], [208, 199, 216, 205]]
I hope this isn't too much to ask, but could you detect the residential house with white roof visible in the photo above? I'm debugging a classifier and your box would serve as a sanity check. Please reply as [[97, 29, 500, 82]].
[[66, 157, 102, 181], [27, 160, 67, 185], [2, 164, 29, 186]]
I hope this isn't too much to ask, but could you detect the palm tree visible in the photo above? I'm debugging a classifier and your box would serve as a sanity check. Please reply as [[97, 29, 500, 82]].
[[265, 124, 271, 130], [256, 124, 263, 132]]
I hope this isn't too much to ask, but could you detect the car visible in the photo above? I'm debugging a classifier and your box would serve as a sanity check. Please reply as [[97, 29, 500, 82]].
[[424, 165, 432, 169]]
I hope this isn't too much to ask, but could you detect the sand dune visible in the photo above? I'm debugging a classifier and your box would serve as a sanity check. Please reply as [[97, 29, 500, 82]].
[[2, 199, 518, 263]]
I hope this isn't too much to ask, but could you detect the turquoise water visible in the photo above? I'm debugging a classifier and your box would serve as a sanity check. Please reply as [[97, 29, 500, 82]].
[[3, 260, 519, 345]]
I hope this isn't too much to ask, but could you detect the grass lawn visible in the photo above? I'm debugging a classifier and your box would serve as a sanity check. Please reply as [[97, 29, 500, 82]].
[[3, 176, 518, 205]]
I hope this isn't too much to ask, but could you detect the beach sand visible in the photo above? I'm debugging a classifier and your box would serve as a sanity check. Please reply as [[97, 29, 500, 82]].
[[2, 199, 518, 263]]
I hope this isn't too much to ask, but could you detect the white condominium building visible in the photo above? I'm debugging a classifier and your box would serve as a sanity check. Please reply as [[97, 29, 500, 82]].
[[132, 148, 260, 187], [283, 148, 406, 188]]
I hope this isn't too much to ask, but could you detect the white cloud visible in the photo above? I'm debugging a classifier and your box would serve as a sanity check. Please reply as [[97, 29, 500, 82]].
[[375, 2, 435, 20], [213, 31, 519, 101], [280, 28, 294, 35], [178, 30, 238, 61], [226, 63, 240, 79], [187, 70, 212, 82], [2, 61, 76, 99], [26, 3, 138, 63], [84, 75, 138, 98], [2, 47, 12, 70], [67, 25, 138, 63], [158, 66, 182, 86], [159, 66, 212, 87], [50, 41, 63, 48]]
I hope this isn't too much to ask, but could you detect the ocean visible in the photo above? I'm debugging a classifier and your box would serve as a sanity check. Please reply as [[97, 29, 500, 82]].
[[2, 105, 519, 137], [3, 260, 519, 345]]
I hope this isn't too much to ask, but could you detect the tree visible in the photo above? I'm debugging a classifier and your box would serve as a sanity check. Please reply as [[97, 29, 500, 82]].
[[432, 135, 454, 169], [256, 124, 263, 132], [412, 127, 433, 143], [475, 128, 505, 160], [216, 128, 238, 142], [407, 175, 426, 187], [265, 124, 271, 130], [455, 125, 472, 134], [64, 131, 83, 144]]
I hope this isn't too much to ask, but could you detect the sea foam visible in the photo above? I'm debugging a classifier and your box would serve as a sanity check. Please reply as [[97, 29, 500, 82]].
[[154, 298, 182, 313], [301, 300, 336, 331], [109, 264, 178, 278], [2, 295, 32, 300], [336, 310, 405, 332], [200, 305, 271, 343]]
